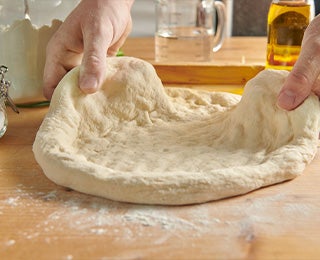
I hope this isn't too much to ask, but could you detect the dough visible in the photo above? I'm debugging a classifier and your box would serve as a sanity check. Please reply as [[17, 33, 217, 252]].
[[33, 57, 320, 205]]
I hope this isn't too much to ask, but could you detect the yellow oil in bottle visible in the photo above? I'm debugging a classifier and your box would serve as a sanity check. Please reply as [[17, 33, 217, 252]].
[[266, 1, 311, 70]]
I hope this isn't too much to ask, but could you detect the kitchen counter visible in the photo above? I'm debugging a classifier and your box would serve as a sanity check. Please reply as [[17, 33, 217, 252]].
[[1, 37, 320, 259]]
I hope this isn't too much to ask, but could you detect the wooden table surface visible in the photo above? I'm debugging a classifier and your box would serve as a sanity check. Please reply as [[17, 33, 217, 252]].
[[1, 37, 320, 260]]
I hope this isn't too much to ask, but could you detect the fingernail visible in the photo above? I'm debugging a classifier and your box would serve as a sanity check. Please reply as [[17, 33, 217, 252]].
[[80, 76, 98, 93], [277, 90, 296, 110]]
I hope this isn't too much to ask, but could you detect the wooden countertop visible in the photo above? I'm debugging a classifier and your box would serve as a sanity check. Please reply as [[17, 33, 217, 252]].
[[122, 37, 266, 93], [1, 37, 320, 259]]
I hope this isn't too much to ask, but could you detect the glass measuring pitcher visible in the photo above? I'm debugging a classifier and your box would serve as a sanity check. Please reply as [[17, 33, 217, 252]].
[[155, 0, 226, 62]]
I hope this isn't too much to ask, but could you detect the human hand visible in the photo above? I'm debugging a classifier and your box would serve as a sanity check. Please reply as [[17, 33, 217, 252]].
[[43, 0, 134, 100], [277, 14, 320, 110]]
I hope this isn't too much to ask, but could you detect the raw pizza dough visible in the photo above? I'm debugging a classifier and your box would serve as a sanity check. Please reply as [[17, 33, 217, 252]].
[[33, 57, 320, 205]]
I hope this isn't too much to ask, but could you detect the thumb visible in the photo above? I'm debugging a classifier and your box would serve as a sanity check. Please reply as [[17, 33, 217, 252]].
[[277, 15, 320, 110], [79, 22, 111, 94], [277, 70, 312, 111]]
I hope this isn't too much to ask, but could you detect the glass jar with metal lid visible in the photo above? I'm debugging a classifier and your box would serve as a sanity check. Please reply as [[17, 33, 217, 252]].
[[0, 65, 19, 138]]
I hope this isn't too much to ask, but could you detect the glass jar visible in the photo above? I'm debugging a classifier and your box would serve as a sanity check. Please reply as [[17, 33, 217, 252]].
[[0, 0, 80, 103], [0, 65, 19, 138], [0, 96, 7, 138], [266, 0, 315, 70]]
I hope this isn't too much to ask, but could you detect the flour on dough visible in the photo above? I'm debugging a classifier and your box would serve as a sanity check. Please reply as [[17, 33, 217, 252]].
[[33, 57, 320, 205]]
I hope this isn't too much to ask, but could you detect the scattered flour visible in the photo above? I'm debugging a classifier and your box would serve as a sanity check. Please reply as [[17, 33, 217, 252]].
[[5, 240, 15, 247], [2, 183, 319, 245], [4, 197, 20, 207], [1, 181, 320, 260]]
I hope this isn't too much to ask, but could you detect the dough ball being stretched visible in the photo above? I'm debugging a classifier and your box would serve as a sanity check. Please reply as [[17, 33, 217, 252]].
[[33, 57, 320, 205]]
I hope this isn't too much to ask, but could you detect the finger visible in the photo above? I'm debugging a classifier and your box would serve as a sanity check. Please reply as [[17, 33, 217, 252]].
[[79, 18, 112, 94], [43, 37, 64, 100], [277, 15, 320, 110], [277, 71, 312, 111], [43, 60, 67, 100], [107, 17, 132, 57], [43, 49, 83, 100], [43, 24, 83, 99], [312, 76, 320, 97]]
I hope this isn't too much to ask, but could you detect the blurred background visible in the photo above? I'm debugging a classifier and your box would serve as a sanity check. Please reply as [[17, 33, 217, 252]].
[[130, 0, 320, 37]]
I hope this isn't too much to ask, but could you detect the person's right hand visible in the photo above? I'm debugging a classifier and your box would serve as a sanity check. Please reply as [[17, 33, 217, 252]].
[[43, 0, 134, 100], [277, 14, 320, 110]]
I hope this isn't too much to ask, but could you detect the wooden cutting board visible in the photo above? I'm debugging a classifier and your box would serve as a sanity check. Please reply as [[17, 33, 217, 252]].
[[122, 37, 266, 87]]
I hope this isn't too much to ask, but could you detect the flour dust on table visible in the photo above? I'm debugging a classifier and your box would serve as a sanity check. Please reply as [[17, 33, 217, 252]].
[[33, 57, 320, 205]]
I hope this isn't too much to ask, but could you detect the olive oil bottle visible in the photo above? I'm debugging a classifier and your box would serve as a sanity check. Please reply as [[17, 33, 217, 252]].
[[266, 0, 313, 70]]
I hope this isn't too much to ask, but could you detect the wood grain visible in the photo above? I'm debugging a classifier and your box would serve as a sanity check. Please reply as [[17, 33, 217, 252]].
[[1, 38, 320, 259], [122, 37, 266, 86]]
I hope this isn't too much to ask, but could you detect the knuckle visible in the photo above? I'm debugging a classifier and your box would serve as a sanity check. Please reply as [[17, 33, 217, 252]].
[[84, 53, 104, 71]]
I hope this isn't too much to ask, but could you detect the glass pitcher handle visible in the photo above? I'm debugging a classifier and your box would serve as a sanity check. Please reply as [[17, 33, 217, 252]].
[[212, 1, 226, 52]]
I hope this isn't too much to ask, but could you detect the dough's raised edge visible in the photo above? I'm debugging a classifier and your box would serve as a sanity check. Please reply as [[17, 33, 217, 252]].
[[33, 57, 320, 205]]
